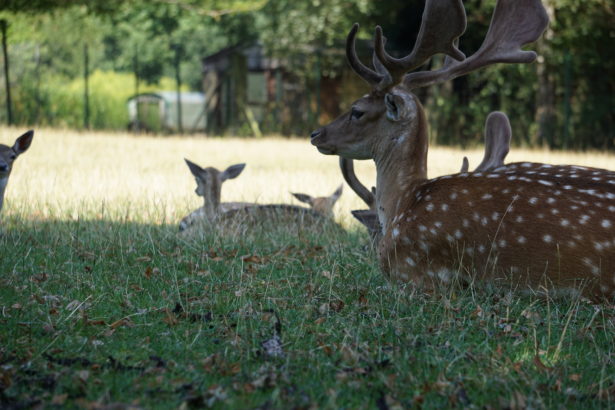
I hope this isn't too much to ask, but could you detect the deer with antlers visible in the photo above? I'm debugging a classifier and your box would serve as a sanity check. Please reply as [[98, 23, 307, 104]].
[[344, 110, 515, 245], [180, 159, 342, 231], [311, 0, 615, 299], [0, 131, 34, 215]]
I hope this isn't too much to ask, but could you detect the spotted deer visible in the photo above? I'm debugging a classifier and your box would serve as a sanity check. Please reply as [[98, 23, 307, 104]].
[[345, 110, 514, 244], [0, 130, 34, 215], [311, 0, 615, 300], [180, 159, 340, 231]]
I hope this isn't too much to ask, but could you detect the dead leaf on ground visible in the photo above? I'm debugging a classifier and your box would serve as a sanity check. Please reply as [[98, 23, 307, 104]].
[[533, 354, 553, 372], [109, 318, 134, 330]]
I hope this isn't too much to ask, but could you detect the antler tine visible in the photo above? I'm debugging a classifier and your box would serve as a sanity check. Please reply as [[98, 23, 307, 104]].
[[404, 0, 549, 90], [475, 111, 512, 172], [339, 157, 376, 210], [374, 0, 466, 78], [372, 35, 393, 85], [460, 157, 469, 173], [346, 23, 390, 88]]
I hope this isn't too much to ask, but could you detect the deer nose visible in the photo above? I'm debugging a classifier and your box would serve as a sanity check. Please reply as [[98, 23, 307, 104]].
[[0, 164, 8, 172], [310, 129, 322, 140]]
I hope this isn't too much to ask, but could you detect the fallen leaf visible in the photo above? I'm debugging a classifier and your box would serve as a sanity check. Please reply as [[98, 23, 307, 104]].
[[533, 355, 553, 372], [52, 394, 68, 405], [569, 373, 581, 382], [76, 369, 90, 383]]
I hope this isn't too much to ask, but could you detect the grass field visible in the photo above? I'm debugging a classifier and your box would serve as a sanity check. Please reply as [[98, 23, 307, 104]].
[[1, 127, 614, 408]]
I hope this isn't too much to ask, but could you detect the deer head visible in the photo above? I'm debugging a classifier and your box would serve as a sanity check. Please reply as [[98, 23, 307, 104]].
[[0, 130, 34, 213], [308, 2, 615, 300], [291, 185, 343, 218], [184, 159, 246, 220]]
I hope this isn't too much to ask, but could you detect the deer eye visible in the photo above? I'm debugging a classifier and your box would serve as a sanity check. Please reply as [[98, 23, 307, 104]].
[[350, 107, 364, 120], [9, 154, 16, 160]]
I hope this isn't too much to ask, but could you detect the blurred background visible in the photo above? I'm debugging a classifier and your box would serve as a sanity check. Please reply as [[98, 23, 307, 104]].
[[0, 0, 613, 149]]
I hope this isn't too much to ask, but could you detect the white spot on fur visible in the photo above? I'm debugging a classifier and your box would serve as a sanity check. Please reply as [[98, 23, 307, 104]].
[[601, 220, 612, 228], [543, 234, 553, 243]]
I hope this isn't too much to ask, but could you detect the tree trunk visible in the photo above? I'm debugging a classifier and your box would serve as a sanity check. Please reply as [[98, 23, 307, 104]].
[[534, 2, 556, 148]]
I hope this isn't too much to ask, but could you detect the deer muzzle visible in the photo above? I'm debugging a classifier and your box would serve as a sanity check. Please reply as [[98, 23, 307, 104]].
[[310, 128, 336, 155]]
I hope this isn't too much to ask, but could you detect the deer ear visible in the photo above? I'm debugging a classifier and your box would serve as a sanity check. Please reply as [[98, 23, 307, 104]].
[[351, 210, 380, 234], [13, 130, 34, 155], [384, 93, 403, 121], [291, 193, 313, 205], [330, 184, 343, 201], [184, 158, 204, 177], [221, 163, 246, 181]]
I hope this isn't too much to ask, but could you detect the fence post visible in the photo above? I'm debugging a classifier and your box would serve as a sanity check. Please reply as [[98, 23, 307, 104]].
[[133, 44, 140, 133], [1, 19, 13, 125], [83, 43, 90, 129], [173, 44, 183, 134], [562, 51, 572, 149], [34, 45, 41, 124]]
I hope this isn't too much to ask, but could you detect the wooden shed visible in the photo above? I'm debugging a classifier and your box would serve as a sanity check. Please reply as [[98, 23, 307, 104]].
[[201, 43, 366, 136]]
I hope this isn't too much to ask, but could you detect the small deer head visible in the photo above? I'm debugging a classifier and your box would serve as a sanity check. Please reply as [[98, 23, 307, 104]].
[[291, 185, 343, 218], [0, 130, 34, 213], [184, 159, 246, 219]]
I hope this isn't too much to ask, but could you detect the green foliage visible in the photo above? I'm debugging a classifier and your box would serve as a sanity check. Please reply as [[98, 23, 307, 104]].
[[0, 0, 613, 147], [12, 70, 181, 129]]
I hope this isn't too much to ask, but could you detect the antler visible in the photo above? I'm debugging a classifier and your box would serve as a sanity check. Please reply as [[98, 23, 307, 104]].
[[374, 0, 467, 78], [346, 24, 393, 90], [339, 158, 375, 210], [403, 0, 549, 89]]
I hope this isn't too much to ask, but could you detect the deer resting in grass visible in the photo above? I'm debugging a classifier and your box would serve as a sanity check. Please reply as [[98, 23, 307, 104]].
[[291, 185, 343, 218], [311, 0, 615, 300], [180, 159, 342, 231], [344, 111, 514, 245], [0, 131, 34, 215]]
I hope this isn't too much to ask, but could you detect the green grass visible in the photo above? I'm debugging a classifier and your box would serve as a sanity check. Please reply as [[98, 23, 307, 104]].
[[0, 128, 614, 408]]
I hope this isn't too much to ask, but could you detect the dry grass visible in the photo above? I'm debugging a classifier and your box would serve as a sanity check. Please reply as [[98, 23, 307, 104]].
[[1, 126, 613, 226]]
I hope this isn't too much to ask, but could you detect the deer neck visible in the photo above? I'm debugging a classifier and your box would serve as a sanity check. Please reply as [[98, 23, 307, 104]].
[[373, 102, 428, 232], [203, 185, 222, 219]]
